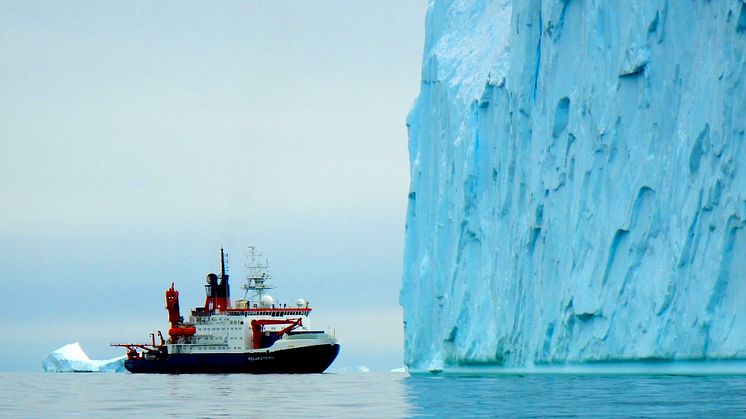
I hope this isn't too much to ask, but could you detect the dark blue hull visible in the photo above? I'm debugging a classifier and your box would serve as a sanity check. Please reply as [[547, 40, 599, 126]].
[[124, 344, 340, 374]]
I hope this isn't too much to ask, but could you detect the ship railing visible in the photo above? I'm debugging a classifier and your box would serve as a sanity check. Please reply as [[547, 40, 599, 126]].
[[191, 308, 312, 318]]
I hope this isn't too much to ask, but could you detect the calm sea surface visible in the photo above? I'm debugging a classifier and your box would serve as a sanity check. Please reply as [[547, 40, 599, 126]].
[[2, 372, 746, 417]]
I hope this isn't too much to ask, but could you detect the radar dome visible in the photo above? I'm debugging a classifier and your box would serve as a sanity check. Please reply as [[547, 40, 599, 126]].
[[295, 298, 306, 308], [260, 295, 274, 307]]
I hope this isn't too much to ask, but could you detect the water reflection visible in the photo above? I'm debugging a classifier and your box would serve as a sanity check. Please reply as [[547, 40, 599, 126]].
[[403, 374, 746, 417], [5, 372, 746, 417]]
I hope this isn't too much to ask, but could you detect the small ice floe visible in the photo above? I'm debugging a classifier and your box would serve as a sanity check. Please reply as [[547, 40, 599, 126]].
[[42, 342, 126, 373]]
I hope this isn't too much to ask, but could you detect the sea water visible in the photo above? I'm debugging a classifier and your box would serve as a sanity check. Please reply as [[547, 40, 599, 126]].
[[1, 372, 745, 417]]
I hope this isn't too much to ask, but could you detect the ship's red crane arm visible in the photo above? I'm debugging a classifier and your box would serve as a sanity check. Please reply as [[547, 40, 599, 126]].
[[277, 318, 303, 335], [250, 318, 303, 349]]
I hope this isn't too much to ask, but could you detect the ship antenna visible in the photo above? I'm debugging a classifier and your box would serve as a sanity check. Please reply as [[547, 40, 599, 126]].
[[242, 246, 274, 302]]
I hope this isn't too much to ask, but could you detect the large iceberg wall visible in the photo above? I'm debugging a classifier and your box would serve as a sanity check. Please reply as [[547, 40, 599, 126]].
[[401, 0, 746, 370]]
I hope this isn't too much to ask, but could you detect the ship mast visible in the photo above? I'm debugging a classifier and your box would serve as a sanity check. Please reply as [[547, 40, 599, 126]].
[[242, 246, 274, 303], [221, 247, 227, 278]]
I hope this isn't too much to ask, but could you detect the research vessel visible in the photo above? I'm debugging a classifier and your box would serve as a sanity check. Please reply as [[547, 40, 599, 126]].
[[112, 247, 340, 374]]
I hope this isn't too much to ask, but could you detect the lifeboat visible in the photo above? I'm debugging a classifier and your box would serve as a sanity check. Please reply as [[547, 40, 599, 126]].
[[168, 326, 196, 337]]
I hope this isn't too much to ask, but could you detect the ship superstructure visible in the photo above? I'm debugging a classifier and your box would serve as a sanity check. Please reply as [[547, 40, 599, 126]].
[[112, 248, 339, 374]]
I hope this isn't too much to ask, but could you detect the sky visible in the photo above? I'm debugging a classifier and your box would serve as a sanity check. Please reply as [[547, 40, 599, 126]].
[[0, 1, 428, 372]]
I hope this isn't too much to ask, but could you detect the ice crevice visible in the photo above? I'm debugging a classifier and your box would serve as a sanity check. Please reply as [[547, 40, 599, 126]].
[[401, 0, 746, 371]]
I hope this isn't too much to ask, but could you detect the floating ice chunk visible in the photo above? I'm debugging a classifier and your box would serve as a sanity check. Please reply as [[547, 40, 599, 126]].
[[42, 342, 126, 373]]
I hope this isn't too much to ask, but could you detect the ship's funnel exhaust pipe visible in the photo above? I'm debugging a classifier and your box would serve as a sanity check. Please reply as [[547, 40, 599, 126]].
[[204, 248, 231, 311]]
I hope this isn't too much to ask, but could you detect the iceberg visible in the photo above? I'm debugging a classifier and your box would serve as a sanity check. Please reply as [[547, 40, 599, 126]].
[[42, 343, 126, 373], [401, 0, 746, 371]]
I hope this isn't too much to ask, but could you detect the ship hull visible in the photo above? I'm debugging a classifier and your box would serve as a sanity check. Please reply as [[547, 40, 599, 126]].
[[124, 344, 340, 374]]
